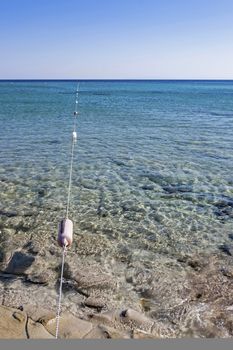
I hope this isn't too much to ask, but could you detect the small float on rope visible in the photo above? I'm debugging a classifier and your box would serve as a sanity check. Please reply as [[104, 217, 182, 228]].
[[72, 131, 77, 143], [57, 218, 73, 248]]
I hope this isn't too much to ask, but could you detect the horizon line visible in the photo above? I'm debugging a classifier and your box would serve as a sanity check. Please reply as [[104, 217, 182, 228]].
[[1, 78, 233, 81]]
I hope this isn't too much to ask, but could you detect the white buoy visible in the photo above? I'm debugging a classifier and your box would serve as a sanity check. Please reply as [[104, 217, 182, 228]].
[[58, 218, 73, 247], [72, 131, 77, 143]]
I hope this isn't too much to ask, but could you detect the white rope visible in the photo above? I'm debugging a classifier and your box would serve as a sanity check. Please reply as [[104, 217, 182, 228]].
[[55, 83, 80, 339], [55, 245, 66, 339], [73, 83, 80, 132], [65, 138, 76, 219], [65, 84, 79, 219]]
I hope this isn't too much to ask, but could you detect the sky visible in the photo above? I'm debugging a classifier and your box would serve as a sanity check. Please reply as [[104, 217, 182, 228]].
[[0, 0, 233, 79]]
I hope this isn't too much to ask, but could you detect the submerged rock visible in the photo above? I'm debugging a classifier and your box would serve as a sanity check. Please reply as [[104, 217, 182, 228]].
[[146, 173, 173, 186], [73, 268, 116, 292], [89, 308, 155, 334], [120, 308, 154, 330], [163, 184, 193, 194], [26, 272, 50, 285], [88, 309, 122, 328], [84, 296, 105, 310], [0, 210, 18, 218], [24, 241, 41, 255], [141, 185, 154, 191], [218, 244, 233, 256], [76, 234, 112, 257], [0, 250, 13, 267], [5, 252, 35, 275]]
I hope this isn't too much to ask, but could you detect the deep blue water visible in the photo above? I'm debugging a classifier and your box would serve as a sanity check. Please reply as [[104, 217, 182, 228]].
[[0, 80, 233, 256]]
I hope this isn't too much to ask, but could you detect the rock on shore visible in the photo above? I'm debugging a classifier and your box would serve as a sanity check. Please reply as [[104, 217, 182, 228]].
[[0, 304, 160, 339], [0, 233, 233, 338]]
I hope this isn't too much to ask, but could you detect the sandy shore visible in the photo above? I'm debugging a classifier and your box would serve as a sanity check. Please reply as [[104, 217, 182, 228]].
[[0, 227, 233, 339]]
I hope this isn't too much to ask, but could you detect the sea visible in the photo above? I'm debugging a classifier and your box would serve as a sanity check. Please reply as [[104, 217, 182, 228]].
[[0, 80, 233, 259], [1, 80, 233, 336]]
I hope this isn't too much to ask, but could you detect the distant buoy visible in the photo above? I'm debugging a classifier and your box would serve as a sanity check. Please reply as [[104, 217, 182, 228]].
[[58, 218, 73, 247], [72, 131, 77, 142], [74, 111, 78, 116]]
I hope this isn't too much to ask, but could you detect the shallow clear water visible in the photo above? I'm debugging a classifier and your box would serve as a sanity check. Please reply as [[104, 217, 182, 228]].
[[1, 80, 233, 257]]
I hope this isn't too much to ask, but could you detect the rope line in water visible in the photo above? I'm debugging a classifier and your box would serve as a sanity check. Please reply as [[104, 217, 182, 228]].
[[55, 83, 80, 339], [65, 138, 76, 219], [66, 84, 79, 219]]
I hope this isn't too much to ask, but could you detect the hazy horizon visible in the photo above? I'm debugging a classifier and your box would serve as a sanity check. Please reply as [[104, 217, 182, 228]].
[[1, 79, 233, 81]]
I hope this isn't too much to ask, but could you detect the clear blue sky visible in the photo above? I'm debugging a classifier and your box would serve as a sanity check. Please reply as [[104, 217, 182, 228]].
[[0, 0, 233, 79]]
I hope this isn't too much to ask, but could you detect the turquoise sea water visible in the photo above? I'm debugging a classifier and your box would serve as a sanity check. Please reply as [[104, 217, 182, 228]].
[[0, 80, 233, 257]]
